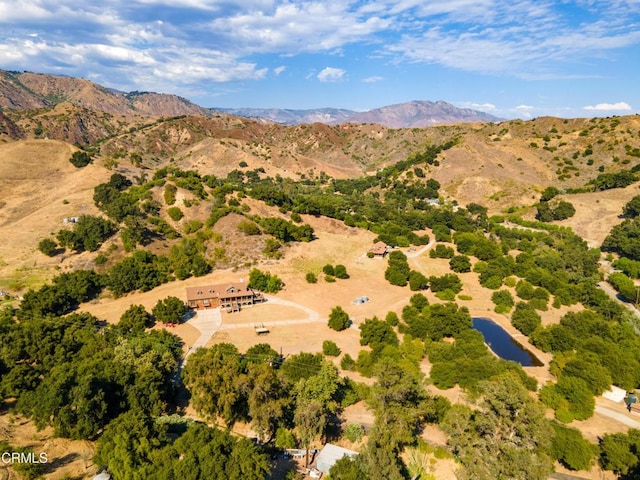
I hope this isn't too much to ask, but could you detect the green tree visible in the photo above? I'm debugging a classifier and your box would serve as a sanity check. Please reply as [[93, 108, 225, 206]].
[[37, 237, 58, 256], [152, 296, 186, 324], [69, 151, 92, 167], [182, 343, 245, 427], [245, 362, 289, 443], [443, 374, 554, 480], [305, 272, 318, 284], [510, 302, 541, 336], [328, 306, 350, 331], [334, 264, 349, 279], [550, 422, 597, 471], [449, 254, 471, 273], [322, 340, 341, 356], [408, 270, 428, 291], [623, 195, 640, 218], [118, 304, 153, 334]]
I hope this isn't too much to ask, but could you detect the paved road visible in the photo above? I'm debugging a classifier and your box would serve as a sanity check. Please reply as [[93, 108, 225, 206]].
[[595, 404, 640, 429], [183, 308, 222, 361]]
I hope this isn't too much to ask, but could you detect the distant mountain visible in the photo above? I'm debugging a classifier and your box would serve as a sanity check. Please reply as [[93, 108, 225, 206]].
[[339, 100, 502, 128], [214, 100, 502, 127], [0, 69, 501, 127], [212, 107, 356, 125], [0, 70, 211, 116]]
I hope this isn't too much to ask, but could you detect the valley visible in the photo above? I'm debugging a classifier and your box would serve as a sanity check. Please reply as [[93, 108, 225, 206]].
[[1, 70, 640, 479]]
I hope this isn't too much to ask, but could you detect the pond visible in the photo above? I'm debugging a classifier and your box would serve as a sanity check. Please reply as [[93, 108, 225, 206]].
[[472, 317, 543, 367]]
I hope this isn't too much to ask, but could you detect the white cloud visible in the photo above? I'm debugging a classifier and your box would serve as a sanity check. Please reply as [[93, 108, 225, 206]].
[[459, 102, 496, 111], [516, 105, 535, 110], [317, 67, 345, 82], [273, 65, 286, 75], [363, 75, 383, 83], [583, 102, 632, 111]]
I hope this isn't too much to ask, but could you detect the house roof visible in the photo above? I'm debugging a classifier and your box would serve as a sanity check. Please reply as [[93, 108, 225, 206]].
[[316, 444, 358, 473], [368, 241, 388, 255], [185, 283, 254, 302]]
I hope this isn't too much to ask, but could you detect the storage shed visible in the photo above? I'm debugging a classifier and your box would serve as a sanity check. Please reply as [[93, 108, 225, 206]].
[[316, 444, 358, 474]]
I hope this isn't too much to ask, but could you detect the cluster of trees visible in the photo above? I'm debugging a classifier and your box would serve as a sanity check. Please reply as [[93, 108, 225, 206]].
[[183, 342, 361, 468], [384, 251, 428, 291], [94, 412, 270, 479], [0, 308, 182, 440], [535, 200, 576, 222], [533, 309, 640, 421], [248, 268, 283, 293], [603, 218, 640, 261], [38, 215, 116, 255], [322, 264, 349, 280], [253, 216, 314, 243]]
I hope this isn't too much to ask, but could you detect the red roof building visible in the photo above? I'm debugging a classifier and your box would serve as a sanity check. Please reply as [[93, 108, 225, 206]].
[[185, 283, 262, 309]]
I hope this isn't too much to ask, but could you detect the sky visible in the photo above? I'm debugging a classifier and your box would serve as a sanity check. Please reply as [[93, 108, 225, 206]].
[[1, 0, 639, 119]]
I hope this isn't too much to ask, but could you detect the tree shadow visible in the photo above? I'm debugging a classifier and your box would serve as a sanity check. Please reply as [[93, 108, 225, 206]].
[[43, 452, 80, 473]]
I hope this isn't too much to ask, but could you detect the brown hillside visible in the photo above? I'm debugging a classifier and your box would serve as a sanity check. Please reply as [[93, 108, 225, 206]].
[[0, 111, 24, 141], [0, 139, 109, 289], [4, 71, 213, 117]]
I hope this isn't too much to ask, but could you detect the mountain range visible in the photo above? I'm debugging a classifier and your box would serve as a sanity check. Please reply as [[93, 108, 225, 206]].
[[0, 69, 501, 127], [214, 101, 502, 127]]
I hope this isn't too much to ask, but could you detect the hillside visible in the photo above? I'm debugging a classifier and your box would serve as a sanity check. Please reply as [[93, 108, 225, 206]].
[[0, 70, 212, 116], [3, 77, 640, 480]]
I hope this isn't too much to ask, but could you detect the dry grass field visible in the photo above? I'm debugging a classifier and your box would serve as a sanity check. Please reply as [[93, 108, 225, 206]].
[[0, 140, 110, 291]]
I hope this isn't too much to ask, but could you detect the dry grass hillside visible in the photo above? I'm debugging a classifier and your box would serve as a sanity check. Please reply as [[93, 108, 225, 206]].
[[0, 139, 110, 290], [1, 104, 640, 291]]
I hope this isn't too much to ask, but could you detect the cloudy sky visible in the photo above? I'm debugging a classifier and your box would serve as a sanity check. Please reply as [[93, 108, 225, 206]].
[[1, 0, 639, 118]]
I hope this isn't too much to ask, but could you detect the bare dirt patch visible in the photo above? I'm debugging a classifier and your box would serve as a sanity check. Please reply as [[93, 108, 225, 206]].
[[557, 184, 640, 246], [0, 411, 97, 480]]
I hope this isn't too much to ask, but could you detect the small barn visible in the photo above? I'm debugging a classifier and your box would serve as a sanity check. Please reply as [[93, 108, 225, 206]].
[[368, 241, 388, 258], [316, 444, 358, 474]]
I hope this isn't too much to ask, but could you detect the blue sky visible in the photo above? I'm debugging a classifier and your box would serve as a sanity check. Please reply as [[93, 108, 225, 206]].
[[1, 0, 639, 119]]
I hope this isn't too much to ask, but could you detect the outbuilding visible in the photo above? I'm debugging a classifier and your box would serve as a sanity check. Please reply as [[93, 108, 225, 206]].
[[315, 444, 358, 474]]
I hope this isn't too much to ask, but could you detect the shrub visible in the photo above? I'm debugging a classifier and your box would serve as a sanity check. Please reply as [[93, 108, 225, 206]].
[[305, 272, 318, 284], [409, 270, 428, 291], [491, 290, 515, 311], [167, 206, 183, 221], [237, 219, 261, 235], [340, 353, 356, 371], [69, 151, 92, 167], [164, 183, 177, 205], [449, 255, 471, 273], [334, 264, 349, 279], [328, 306, 350, 331], [325, 275, 336, 283], [322, 264, 335, 276], [343, 423, 364, 443], [38, 238, 58, 256], [322, 340, 341, 356]]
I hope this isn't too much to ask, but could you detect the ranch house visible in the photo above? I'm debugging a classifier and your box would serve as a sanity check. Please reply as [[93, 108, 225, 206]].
[[185, 283, 262, 310]]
